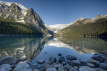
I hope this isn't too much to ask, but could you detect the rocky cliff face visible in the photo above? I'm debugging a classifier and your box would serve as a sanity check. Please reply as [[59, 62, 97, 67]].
[[0, 1, 48, 35]]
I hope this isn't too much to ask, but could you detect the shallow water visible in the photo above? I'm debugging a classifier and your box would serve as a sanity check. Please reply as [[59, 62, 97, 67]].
[[0, 36, 107, 61]]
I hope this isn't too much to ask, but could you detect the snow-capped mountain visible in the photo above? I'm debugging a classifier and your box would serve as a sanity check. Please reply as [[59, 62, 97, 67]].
[[0, 1, 28, 23], [47, 24, 70, 32]]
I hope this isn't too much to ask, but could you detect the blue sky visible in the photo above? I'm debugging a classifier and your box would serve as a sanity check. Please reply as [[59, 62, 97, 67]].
[[1, 0, 107, 25]]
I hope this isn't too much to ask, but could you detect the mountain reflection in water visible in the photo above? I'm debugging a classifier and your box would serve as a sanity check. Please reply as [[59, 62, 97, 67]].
[[32, 37, 107, 62], [57, 38, 107, 53], [0, 36, 49, 60], [0, 36, 107, 62]]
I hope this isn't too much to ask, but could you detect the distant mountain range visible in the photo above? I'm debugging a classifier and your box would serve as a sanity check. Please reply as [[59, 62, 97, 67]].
[[47, 24, 70, 33]]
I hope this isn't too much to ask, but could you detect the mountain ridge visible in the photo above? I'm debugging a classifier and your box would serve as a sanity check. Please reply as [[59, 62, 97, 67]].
[[57, 15, 107, 40], [0, 1, 49, 35]]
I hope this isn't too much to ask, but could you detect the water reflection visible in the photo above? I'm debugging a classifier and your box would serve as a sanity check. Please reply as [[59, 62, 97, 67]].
[[0, 36, 107, 62], [0, 36, 49, 60], [58, 38, 107, 53], [32, 38, 93, 62], [32, 37, 107, 63]]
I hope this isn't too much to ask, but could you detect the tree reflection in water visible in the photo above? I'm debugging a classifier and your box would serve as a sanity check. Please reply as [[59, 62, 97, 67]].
[[0, 36, 49, 60]]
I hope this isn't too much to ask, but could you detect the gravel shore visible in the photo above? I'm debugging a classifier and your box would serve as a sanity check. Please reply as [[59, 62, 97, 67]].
[[0, 53, 107, 71]]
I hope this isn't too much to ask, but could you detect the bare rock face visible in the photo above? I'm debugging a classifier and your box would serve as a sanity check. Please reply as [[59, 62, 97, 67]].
[[0, 1, 48, 35]]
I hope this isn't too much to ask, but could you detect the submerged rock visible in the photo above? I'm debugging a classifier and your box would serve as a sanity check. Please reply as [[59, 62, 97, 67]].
[[100, 63, 107, 70], [46, 67, 57, 71], [92, 54, 106, 63], [66, 55, 77, 61], [15, 62, 32, 71], [0, 56, 18, 65], [87, 59, 100, 68], [71, 60, 81, 67], [53, 63, 62, 69], [58, 56, 65, 63], [79, 66, 97, 71], [0, 64, 12, 71], [33, 69, 39, 71], [36, 59, 45, 64], [48, 57, 57, 64]]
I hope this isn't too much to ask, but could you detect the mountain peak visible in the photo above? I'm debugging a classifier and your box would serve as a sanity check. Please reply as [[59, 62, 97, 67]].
[[0, 1, 49, 35], [0, 1, 27, 10]]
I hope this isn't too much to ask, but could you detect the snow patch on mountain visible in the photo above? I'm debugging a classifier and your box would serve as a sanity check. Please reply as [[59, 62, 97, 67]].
[[0, 1, 27, 10], [0, 1, 28, 17], [47, 24, 70, 33], [48, 24, 70, 30]]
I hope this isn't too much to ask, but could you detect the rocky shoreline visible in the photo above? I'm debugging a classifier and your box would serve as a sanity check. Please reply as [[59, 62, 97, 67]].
[[0, 53, 107, 71]]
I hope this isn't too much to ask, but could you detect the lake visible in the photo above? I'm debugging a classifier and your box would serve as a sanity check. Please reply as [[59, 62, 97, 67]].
[[0, 36, 107, 61]]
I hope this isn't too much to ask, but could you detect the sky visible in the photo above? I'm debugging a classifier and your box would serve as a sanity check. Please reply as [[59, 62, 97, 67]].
[[1, 0, 107, 25]]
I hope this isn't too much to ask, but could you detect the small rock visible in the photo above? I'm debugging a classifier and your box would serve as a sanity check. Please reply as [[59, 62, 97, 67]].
[[87, 63, 96, 68], [54, 63, 62, 69], [92, 54, 106, 63], [33, 69, 39, 71], [58, 56, 65, 63], [72, 60, 81, 67], [79, 66, 97, 71], [0, 56, 18, 65], [80, 61, 87, 66], [48, 57, 57, 64], [34, 64, 45, 70], [37, 59, 45, 64], [15, 62, 32, 71], [62, 62, 66, 66], [58, 67, 65, 71], [0, 64, 12, 71], [87, 59, 100, 68], [66, 60, 72, 65], [66, 55, 77, 61], [63, 64, 71, 70], [58, 53, 62, 56], [46, 67, 57, 71], [69, 67, 78, 71], [100, 63, 107, 70]]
